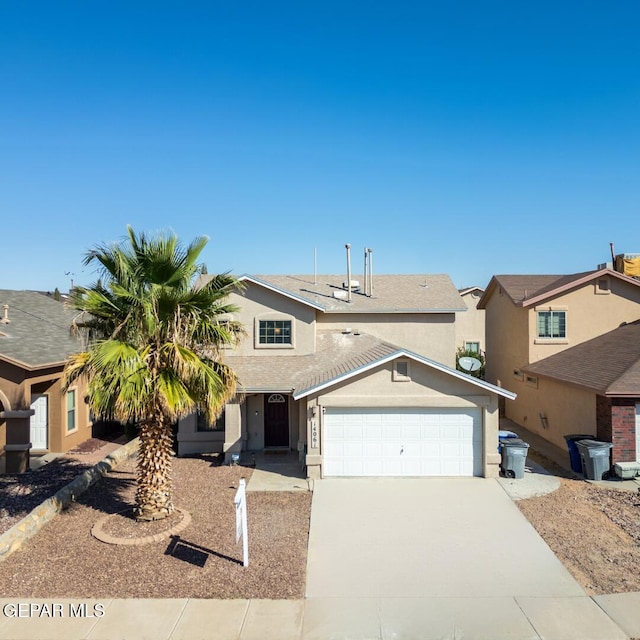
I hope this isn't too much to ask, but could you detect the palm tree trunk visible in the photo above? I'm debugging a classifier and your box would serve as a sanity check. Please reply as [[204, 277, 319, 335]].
[[135, 415, 175, 521]]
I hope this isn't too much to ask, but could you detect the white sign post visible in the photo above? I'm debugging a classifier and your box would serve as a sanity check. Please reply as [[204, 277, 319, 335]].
[[234, 478, 249, 567]]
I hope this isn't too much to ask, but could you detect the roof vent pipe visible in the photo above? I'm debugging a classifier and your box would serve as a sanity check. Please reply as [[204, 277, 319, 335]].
[[1, 305, 9, 324], [345, 243, 352, 302], [367, 248, 374, 297], [363, 247, 368, 297]]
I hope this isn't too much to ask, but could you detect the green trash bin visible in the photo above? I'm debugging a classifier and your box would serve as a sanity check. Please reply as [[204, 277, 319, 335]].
[[576, 440, 613, 480], [500, 439, 530, 479]]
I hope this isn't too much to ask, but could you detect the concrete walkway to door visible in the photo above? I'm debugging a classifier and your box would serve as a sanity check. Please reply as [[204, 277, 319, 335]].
[[304, 478, 628, 640]]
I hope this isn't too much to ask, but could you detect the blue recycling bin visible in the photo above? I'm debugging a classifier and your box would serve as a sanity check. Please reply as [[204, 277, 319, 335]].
[[563, 434, 594, 473]]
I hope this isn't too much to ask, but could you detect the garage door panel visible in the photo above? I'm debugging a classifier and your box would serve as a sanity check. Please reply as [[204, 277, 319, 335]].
[[323, 407, 482, 477]]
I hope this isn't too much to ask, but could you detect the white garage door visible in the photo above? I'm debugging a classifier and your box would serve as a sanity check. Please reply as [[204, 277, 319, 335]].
[[323, 407, 483, 477]]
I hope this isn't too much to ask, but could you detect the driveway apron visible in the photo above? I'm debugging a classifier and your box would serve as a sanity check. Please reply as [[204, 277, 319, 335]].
[[305, 478, 585, 599]]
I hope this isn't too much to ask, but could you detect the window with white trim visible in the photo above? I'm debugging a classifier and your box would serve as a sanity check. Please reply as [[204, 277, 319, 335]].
[[259, 320, 292, 344], [537, 311, 566, 339], [66, 390, 76, 432], [464, 341, 480, 353]]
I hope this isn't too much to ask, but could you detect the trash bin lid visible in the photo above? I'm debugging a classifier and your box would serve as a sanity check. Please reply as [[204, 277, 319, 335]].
[[576, 439, 610, 448], [499, 430, 519, 440], [501, 439, 529, 449]]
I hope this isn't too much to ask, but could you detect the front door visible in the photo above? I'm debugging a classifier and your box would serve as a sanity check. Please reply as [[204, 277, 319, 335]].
[[30, 395, 48, 450], [264, 394, 289, 447]]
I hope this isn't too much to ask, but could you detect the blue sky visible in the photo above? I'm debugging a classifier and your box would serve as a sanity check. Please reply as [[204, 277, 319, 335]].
[[1, 2, 639, 292]]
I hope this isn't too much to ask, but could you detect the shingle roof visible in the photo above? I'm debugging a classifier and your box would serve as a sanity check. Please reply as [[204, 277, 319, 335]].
[[479, 269, 640, 308], [225, 330, 516, 400], [522, 320, 640, 396], [0, 290, 83, 368], [239, 274, 466, 313]]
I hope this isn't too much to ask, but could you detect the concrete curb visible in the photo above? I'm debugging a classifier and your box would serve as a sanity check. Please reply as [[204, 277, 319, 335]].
[[0, 438, 139, 562]]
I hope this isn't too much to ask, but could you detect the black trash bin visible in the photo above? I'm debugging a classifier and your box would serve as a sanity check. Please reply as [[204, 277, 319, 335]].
[[501, 439, 530, 479], [563, 434, 594, 473], [576, 440, 613, 480]]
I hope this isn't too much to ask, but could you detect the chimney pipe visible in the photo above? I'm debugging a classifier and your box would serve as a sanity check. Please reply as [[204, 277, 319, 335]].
[[345, 243, 352, 302]]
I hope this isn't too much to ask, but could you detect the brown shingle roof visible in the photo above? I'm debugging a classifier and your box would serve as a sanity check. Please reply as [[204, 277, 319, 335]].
[[522, 320, 640, 396], [225, 330, 517, 400], [224, 331, 397, 393], [480, 269, 640, 308]]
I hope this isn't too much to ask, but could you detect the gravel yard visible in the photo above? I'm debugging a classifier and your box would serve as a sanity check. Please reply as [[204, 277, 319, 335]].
[[0, 455, 312, 599], [1, 444, 639, 598]]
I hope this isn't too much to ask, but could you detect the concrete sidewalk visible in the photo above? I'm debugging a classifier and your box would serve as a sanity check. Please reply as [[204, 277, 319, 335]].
[[1, 594, 639, 639]]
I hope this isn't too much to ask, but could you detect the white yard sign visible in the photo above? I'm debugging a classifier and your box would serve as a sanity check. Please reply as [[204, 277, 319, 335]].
[[234, 478, 249, 567]]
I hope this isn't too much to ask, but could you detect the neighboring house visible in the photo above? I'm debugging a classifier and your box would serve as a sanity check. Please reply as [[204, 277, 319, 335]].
[[522, 320, 640, 465], [456, 286, 485, 354], [0, 290, 92, 473], [479, 268, 640, 464], [177, 274, 516, 479]]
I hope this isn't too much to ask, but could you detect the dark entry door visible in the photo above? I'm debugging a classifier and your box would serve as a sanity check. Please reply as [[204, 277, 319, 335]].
[[264, 394, 289, 447]]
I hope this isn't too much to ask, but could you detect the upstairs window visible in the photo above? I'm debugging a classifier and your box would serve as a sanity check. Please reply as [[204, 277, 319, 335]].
[[464, 341, 480, 353], [259, 320, 292, 344], [537, 311, 566, 339]]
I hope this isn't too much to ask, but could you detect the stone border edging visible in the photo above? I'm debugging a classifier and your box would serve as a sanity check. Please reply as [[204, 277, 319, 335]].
[[91, 507, 191, 545], [0, 437, 140, 562]]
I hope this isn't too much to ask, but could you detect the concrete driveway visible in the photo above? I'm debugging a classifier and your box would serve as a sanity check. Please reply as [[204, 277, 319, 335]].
[[306, 478, 584, 599]]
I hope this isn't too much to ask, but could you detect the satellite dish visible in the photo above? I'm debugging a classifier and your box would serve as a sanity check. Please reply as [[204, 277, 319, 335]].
[[459, 356, 482, 372]]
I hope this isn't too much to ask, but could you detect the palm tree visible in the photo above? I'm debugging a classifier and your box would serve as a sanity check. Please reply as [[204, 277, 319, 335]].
[[65, 226, 244, 521]]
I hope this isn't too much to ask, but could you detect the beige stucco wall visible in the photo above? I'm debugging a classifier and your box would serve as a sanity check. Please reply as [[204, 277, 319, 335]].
[[455, 291, 486, 352], [484, 274, 640, 440], [302, 359, 503, 479], [528, 280, 640, 363], [317, 313, 456, 366], [506, 376, 596, 450], [484, 290, 530, 388], [226, 286, 316, 356]]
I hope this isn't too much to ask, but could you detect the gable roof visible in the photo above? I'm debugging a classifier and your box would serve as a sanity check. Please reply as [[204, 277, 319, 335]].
[[236, 274, 466, 313], [478, 269, 640, 309], [224, 330, 516, 401], [522, 320, 640, 397], [0, 290, 82, 369]]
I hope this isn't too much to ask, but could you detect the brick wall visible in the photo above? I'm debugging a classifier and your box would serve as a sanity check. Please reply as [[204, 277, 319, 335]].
[[612, 399, 636, 463], [597, 396, 637, 464]]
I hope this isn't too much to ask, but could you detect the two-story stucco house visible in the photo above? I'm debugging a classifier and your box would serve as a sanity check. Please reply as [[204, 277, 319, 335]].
[[0, 290, 92, 473], [456, 286, 485, 354], [177, 273, 515, 479], [479, 268, 640, 465]]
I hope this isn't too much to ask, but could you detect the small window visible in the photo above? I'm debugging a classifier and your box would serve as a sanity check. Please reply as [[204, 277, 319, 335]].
[[66, 390, 76, 432], [393, 360, 411, 381], [513, 369, 523, 381], [197, 409, 225, 432], [525, 375, 538, 388], [537, 311, 566, 339], [464, 341, 480, 353], [259, 320, 292, 344]]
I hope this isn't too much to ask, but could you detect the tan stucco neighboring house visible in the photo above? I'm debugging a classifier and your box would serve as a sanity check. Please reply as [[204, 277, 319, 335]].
[[521, 320, 640, 465], [177, 274, 516, 479], [0, 290, 92, 473], [479, 269, 640, 463], [456, 286, 485, 354]]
